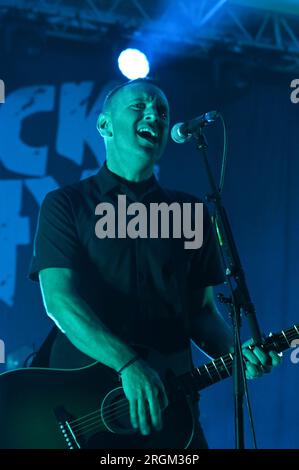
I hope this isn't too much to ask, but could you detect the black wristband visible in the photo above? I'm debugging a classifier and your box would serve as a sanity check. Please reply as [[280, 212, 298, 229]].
[[117, 355, 140, 376]]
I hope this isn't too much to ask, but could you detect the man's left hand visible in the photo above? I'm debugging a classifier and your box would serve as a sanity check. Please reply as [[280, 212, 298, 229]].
[[242, 340, 283, 380]]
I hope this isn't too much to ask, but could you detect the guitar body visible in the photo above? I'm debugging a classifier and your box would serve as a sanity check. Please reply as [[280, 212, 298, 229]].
[[0, 347, 196, 449], [1, 324, 297, 449]]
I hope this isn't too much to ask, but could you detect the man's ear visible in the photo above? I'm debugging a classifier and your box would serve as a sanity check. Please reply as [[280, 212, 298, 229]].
[[97, 113, 113, 138]]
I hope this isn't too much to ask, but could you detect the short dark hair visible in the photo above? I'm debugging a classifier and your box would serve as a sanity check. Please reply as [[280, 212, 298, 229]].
[[102, 77, 163, 113]]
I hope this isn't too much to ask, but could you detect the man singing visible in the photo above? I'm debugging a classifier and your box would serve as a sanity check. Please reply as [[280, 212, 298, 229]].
[[29, 78, 281, 448]]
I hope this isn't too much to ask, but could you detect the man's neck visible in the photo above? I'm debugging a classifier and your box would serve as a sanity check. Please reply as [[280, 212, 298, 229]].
[[106, 159, 153, 183]]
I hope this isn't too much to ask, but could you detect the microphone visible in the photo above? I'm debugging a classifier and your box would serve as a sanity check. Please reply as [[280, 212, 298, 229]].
[[171, 110, 220, 144]]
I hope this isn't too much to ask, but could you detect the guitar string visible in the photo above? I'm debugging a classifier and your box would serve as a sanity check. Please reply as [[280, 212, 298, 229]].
[[69, 349, 264, 432], [71, 397, 128, 431], [68, 342, 284, 435], [71, 342, 299, 441], [280, 331, 298, 342], [75, 389, 199, 439], [68, 354, 233, 430], [67, 330, 298, 436], [76, 403, 132, 438], [69, 350, 289, 439], [74, 350, 250, 438], [73, 336, 295, 440], [74, 398, 189, 440], [69, 354, 234, 435], [68, 401, 126, 427]]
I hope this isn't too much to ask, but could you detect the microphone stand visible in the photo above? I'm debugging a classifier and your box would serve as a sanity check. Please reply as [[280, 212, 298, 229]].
[[194, 128, 263, 449]]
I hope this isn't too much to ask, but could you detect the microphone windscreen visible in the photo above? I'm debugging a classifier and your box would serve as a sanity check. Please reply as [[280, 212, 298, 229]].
[[171, 123, 191, 144]]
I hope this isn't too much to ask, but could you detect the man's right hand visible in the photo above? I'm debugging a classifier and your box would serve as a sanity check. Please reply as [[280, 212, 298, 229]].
[[120, 359, 169, 436]]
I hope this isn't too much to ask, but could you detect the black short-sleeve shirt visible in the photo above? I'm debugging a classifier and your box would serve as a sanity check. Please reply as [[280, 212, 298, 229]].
[[29, 162, 225, 367]]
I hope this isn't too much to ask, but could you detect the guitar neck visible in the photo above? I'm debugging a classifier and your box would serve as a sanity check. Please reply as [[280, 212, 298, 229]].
[[181, 325, 299, 393]]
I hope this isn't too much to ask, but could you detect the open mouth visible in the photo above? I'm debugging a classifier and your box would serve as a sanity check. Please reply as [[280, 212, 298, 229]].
[[136, 127, 159, 145]]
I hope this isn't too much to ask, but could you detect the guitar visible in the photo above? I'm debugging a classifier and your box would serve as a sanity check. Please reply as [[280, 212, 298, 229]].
[[0, 324, 298, 449]]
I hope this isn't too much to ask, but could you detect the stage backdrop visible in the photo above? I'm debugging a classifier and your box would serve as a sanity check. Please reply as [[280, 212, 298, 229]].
[[0, 39, 298, 449]]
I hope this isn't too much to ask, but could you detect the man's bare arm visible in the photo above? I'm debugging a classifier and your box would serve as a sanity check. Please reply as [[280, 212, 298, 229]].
[[39, 267, 168, 435], [39, 267, 138, 371], [190, 286, 234, 358], [190, 286, 282, 378]]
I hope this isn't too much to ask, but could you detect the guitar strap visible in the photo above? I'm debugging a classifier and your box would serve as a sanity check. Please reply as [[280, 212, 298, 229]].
[[30, 326, 58, 367]]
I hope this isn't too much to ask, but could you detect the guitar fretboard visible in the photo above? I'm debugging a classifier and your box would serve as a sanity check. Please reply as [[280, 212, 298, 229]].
[[182, 324, 299, 393]]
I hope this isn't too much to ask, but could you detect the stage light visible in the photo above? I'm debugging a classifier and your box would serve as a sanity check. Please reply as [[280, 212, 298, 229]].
[[118, 48, 150, 79]]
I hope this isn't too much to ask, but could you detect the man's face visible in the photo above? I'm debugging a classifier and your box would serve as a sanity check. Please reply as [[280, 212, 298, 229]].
[[105, 82, 170, 170]]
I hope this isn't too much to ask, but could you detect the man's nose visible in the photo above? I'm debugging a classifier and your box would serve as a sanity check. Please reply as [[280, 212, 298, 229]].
[[144, 108, 159, 121]]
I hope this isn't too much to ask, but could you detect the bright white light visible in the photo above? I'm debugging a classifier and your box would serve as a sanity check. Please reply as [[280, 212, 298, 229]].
[[118, 48, 150, 79]]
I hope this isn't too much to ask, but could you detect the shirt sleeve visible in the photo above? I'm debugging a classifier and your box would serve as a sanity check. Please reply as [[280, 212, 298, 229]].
[[28, 189, 83, 282], [188, 203, 225, 289]]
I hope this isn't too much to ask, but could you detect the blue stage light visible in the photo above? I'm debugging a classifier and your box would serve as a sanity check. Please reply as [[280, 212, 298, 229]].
[[118, 48, 150, 79]]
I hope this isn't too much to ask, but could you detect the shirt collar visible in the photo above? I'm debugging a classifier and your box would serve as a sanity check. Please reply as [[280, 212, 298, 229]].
[[95, 161, 160, 198]]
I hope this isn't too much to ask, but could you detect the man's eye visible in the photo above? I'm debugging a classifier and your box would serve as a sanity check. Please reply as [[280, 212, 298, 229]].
[[132, 103, 145, 109], [159, 107, 168, 119]]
